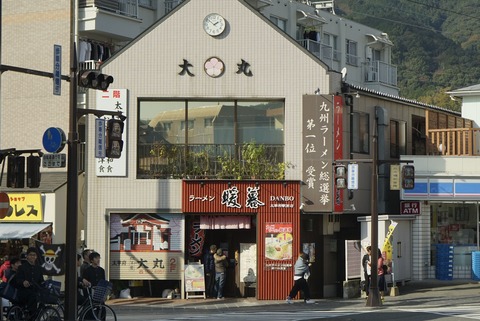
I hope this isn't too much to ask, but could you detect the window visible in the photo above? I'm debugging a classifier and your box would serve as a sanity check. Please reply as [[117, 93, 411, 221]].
[[351, 112, 369, 154], [138, 99, 285, 178], [181, 120, 194, 131], [323, 33, 339, 61], [346, 40, 358, 66], [270, 16, 287, 32], [390, 120, 406, 158], [204, 118, 214, 127]]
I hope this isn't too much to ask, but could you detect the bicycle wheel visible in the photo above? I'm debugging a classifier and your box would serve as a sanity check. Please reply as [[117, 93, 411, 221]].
[[5, 305, 25, 321], [37, 306, 62, 321], [79, 303, 116, 321]]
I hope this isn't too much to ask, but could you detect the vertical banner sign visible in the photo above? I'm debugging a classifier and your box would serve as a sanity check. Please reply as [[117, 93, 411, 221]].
[[53, 45, 61, 96], [95, 118, 106, 158], [96, 89, 128, 176], [390, 164, 401, 190], [333, 95, 344, 213], [347, 163, 359, 189], [381, 221, 398, 267], [302, 95, 334, 212]]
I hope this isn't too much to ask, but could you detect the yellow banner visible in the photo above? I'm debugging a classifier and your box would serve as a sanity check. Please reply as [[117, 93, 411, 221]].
[[0, 193, 43, 222], [382, 221, 398, 261]]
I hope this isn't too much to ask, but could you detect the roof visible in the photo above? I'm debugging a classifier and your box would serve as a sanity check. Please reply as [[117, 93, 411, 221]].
[[446, 84, 480, 97], [0, 172, 67, 193], [346, 83, 462, 116]]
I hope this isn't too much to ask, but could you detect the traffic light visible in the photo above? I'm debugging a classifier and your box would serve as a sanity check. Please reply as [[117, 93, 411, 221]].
[[27, 155, 41, 188], [334, 164, 347, 189], [402, 165, 415, 189], [106, 118, 124, 158], [7, 155, 25, 188], [78, 70, 114, 90]]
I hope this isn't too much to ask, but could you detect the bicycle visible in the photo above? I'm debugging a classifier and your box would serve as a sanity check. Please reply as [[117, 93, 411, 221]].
[[5, 281, 62, 321], [57, 280, 117, 321]]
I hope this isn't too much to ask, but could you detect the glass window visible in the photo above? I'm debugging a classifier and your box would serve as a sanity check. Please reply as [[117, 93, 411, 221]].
[[351, 112, 369, 154], [270, 16, 286, 31], [346, 39, 358, 66], [390, 120, 406, 158], [138, 99, 285, 179]]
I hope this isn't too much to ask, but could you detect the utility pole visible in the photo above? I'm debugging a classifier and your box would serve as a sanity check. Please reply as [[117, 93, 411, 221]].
[[366, 113, 381, 307]]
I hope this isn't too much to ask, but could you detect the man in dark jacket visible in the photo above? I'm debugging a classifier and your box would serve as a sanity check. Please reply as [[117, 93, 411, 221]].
[[15, 247, 44, 320], [203, 244, 217, 298]]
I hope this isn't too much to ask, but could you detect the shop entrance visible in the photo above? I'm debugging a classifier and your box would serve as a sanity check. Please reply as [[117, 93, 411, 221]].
[[186, 214, 256, 298]]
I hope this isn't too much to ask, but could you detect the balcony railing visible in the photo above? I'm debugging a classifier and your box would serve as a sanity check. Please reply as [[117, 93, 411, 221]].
[[297, 39, 334, 68], [79, 0, 138, 18], [427, 128, 480, 156], [365, 60, 397, 87], [137, 143, 285, 179]]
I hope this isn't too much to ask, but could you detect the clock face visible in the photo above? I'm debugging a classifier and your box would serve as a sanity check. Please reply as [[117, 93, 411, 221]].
[[203, 13, 226, 37]]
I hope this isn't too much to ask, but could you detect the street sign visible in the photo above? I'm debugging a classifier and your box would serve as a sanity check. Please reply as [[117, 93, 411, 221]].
[[0, 192, 10, 219], [42, 127, 66, 153], [347, 163, 358, 189], [95, 118, 106, 158], [401, 201, 420, 215], [42, 153, 66, 168], [53, 45, 61, 96], [390, 164, 401, 190]]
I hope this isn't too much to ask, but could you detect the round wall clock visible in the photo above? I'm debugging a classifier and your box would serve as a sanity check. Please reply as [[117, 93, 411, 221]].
[[204, 57, 225, 78], [203, 13, 226, 37]]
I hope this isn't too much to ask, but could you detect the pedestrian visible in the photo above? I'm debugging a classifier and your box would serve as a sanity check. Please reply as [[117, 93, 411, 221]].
[[4, 257, 21, 281], [377, 248, 387, 301], [77, 253, 91, 305], [213, 248, 228, 299], [80, 249, 92, 278], [0, 256, 11, 282], [15, 247, 45, 320], [286, 252, 314, 304], [362, 246, 371, 296], [82, 251, 105, 286], [203, 244, 217, 298]]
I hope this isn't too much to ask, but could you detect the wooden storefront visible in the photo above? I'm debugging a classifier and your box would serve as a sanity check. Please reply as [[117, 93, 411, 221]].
[[182, 180, 301, 300]]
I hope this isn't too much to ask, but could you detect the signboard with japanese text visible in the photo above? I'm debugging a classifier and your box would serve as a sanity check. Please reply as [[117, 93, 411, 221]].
[[333, 95, 344, 213], [109, 213, 184, 280], [0, 193, 43, 222], [401, 201, 420, 215], [265, 223, 293, 261], [96, 89, 127, 176], [109, 251, 182, 280], [302, 95, 334, 212], [182, 180, 300, 213]]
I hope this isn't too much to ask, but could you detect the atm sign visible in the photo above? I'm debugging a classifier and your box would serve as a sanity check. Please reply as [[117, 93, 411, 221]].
[[401, 201, 420, 215]]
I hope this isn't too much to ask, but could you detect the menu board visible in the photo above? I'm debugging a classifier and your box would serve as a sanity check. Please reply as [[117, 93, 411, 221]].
[[240, 243, 257, 284], [184, 263, 205, 292]]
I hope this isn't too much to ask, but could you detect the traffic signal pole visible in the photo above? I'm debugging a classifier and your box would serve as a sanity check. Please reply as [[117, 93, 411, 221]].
[[65, 0, 78, 319]]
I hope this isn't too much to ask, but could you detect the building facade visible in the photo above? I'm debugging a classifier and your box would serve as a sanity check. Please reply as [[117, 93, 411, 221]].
[[2, 0, 477, 300]]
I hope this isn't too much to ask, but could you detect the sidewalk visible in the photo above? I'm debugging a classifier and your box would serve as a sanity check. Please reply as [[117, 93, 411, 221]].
[[107, 279, 480, 311]]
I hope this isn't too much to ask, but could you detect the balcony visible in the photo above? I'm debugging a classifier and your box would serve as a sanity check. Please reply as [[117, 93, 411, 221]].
[[78, 0, 145, 40], [427, 128, 480, 156], [297, 39, 334, 68], [79, 0, 138, 18], [365, 60, 397, 87], [137, 143, 285, 179]]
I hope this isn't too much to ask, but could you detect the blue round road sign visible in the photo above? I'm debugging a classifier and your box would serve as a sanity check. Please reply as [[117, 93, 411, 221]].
[[42, 127, 66, 153]]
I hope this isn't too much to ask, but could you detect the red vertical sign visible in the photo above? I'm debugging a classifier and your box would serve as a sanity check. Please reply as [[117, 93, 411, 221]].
[[333, 95, 344, 213]]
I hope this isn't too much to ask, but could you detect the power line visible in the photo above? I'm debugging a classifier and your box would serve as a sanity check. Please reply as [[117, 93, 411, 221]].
[[403, 0, 480, 22]]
